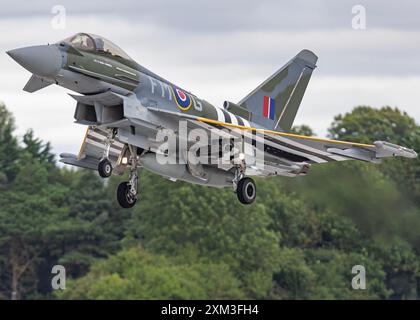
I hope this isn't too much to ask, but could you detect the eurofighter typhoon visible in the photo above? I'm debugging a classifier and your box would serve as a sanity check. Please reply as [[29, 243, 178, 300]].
[[7, 33, 417, 208]]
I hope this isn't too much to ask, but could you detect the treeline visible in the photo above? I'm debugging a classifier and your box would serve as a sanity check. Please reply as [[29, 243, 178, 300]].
[[0, 102, 419, 299]]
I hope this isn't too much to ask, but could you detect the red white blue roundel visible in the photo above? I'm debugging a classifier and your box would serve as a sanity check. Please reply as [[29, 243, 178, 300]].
[[172, 86, 192, 110]]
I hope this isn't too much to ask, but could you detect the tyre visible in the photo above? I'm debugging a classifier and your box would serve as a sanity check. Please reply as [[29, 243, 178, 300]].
[[236, 177, 257, 205], [98, 158, 113, 178], [117, 182, 137, 208]]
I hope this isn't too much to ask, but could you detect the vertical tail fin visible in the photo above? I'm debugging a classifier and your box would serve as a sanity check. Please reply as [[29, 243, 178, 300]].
[[238, 50, 317, 132]]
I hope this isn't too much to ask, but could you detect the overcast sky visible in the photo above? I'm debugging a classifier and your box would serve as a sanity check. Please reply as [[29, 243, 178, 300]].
[[1, 0, 420, 156]]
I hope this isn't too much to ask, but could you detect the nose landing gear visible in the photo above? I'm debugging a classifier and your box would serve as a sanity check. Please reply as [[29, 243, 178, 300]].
[[98, 128, 117, 178]]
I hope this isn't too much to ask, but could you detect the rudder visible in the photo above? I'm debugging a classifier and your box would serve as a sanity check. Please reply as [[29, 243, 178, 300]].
[[238, 50, 317, 132]]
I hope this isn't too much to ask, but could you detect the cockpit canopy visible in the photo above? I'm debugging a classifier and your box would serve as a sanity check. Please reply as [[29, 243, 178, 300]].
[[61, 33, 132, 61]]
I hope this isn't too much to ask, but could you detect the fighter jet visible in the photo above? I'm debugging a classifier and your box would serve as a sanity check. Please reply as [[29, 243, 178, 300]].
[[7, 33, 417, 208]]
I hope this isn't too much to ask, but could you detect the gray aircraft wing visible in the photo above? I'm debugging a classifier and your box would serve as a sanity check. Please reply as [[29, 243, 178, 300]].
[[195, 117, 416, 159], [148, 108, 417, 177], [60, 107, 417, 178]]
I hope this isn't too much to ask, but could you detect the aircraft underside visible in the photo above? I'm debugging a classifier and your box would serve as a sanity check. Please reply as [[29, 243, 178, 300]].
[[60, 123, 274, 207]]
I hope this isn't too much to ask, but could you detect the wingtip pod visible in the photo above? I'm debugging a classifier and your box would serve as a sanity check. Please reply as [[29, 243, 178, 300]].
[[296, 49, 318, 68], [374, 141, 418, 159]]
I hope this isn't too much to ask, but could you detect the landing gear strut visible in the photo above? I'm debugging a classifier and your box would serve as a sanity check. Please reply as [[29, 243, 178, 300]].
[[117, 145, 139, 209], [98, 128, 117, 178]]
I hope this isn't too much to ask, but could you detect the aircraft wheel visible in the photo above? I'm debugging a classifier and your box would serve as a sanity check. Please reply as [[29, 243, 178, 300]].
[[98, 158, 113, 178], [117, 182, 137, 208], [236, 177, 256, 205]]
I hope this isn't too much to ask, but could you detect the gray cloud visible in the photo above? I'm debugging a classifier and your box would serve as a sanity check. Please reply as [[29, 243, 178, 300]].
[[2, 0, 420, 31], [1, 1, 419, 155]]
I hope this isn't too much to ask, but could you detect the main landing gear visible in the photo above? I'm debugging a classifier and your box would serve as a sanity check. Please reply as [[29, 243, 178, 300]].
[[233, 166, 257, 205], [236, 177, 257, 205], [116, 145, 139, 209]]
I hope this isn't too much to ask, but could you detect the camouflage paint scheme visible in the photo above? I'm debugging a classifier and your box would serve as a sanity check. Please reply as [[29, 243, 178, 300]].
[[57, 33, 311, 132], [70, 50, 232, 127]]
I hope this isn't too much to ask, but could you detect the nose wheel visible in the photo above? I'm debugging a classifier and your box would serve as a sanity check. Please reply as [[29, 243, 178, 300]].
[[98, 158, 113, 178]]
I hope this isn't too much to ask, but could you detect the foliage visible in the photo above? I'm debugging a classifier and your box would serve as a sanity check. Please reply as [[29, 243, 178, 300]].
[[291, 124, 315, 136], [328, 106, 420, 205], [0, 102, 20, 182], [59, 247, 245, 299]]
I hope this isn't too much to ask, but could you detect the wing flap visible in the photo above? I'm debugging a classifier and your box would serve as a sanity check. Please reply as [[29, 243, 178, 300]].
[[327, 147, 380, 163]]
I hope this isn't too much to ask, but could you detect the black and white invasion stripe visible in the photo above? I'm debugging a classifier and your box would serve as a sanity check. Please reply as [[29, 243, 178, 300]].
[[209, 105, 348, 164], [214, 106, 251, 128]]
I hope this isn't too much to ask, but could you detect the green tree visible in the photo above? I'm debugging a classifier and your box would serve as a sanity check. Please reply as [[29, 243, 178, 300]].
[[0, 102, 20, 182], [55, 169, 130, 278], [0, 103, 129, 299], [291, 124, 315, 136], [0, 158, 68, 299], [328, 106, 420, 204], [371, 239, 420, 299], [22, 129, 55, 164], [59, 247, 245, 299], [125, 172, 280, 298], [271, 248, 316, 299], [304, 249, 389, 299], [284, 161, 420, 246], [1, 102, 419, 300]]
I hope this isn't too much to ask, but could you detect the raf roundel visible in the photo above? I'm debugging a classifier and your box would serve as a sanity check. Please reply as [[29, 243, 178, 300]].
[[172, 86, 192, 111]]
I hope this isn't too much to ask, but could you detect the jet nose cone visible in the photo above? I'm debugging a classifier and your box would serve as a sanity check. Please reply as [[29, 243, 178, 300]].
[[7, 45, 62, 78]]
